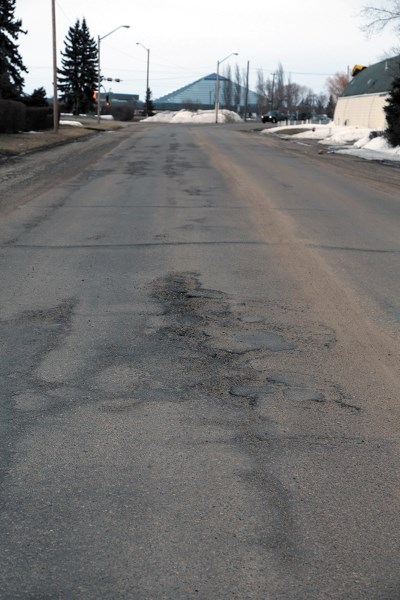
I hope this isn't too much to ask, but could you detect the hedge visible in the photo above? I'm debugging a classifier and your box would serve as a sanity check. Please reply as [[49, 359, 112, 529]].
[[109, 104, 134, 121], [0, 99, 26, 133], [24, 106, 54, 131]]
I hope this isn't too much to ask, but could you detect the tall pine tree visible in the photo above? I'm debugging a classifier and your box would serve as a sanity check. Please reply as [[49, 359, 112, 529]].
[[0, 0, 28, 99], [384, 65, 400, 147], [58, 18, 98, 115]]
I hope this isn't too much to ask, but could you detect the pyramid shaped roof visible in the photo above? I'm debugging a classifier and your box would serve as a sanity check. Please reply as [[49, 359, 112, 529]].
[[155, 73, 258, 107]]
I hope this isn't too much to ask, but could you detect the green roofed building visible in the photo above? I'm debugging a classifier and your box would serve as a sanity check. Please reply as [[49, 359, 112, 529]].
[[155, 73, 258, 114], [334, 55, 400, 129]]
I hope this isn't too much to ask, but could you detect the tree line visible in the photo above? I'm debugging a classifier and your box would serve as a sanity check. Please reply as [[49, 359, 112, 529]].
[[253, 63, 343, 119], [218, 61, 351, 119]]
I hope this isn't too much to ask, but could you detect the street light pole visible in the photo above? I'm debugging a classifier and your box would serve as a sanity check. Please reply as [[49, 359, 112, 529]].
[[215, 52, 238, 124], [97, 25, 130, 123], [136, 42, 150, 116]]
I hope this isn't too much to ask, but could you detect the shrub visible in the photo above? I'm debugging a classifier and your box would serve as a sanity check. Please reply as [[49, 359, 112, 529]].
[[109, 104, 134, 121], [369, 130, 385, 139], [58, 102, 71, 115], [384, 73, 400, 147], [24, 106, 52, 131], [0, 99, 26, 133], [23, 87, 49, 107]]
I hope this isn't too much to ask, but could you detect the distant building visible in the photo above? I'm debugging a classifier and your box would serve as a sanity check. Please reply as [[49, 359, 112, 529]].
[[106, 92, 139, 107], [334, 55, 400, 129], [155, 73, 258, 114]]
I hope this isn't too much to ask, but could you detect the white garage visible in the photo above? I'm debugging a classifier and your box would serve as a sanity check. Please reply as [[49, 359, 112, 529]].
[[334, 55, 400, 130]]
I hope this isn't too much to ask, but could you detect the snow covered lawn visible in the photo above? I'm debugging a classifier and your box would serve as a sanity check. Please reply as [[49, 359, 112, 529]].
[[262, 123, 400, 162]]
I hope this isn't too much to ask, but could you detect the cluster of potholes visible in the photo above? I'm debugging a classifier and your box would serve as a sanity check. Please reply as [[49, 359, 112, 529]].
[[3, 272, 361, 440], [151, 272, 361, 423]]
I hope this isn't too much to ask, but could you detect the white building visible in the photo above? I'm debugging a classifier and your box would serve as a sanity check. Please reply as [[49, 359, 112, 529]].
[[334, 56, 400, 129]]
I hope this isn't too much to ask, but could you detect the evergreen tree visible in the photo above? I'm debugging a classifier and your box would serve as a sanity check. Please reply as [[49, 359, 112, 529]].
[[326, 94, 336, 119], [0, 0, 28, 99], [384, 69, 400, 147], [58, 18, 98, 115], [24, 87, 48, 107], [145, 87, 154, 116]]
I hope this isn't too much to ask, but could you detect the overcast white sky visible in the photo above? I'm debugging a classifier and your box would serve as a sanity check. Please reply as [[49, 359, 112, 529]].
[[16, 0, 399, 101]]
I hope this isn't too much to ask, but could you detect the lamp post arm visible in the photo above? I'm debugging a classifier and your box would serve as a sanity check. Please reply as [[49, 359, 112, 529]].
[[100, 25, 130, 42], [219, 53, 236, 65]]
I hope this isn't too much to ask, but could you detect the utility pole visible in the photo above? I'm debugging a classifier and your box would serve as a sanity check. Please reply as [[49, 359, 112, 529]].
[[51, 0, 59, 133]]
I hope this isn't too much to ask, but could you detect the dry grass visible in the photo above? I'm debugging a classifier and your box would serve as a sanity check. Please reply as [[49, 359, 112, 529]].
[[0, 117, 132, 157]]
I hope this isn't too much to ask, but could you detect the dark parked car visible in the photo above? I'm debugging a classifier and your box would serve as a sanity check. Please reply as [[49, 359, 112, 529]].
[[261, 110, 287, 124]]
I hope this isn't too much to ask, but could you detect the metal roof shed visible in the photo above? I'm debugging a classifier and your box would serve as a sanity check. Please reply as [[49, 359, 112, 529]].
[[334, 55, 400, 129]]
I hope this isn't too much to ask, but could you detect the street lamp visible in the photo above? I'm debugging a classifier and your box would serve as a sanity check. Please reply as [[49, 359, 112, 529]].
[[136, 42, 150, 116], [215, 52, 238, 124], [97, 25, 130, 123]]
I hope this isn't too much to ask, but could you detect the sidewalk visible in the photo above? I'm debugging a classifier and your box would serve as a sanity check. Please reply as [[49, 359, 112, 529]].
[[0, 117, 135, 158]]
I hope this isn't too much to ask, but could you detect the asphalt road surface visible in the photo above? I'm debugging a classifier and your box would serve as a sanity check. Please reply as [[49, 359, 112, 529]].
[[1, 122, 400, 599]]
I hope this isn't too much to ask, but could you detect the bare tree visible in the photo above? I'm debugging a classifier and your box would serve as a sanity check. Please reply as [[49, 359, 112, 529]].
[[256, 68, 267, 114], [273, 63, 286, 111], [234, 64, 241, 111], [360, 0, 400, 35], [264, 76, 274, 109], [242, 66, 249, 116], [315, 93, 328, 114], [285, 77, 302, 113], [222, 64, 233, 110], [326, 72, 350, 102], [298, 88, 316, 119]]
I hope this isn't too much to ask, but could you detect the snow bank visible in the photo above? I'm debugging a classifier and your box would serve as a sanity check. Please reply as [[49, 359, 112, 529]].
[[262, 123, 400, 162], [142, 109, 242, 124]]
